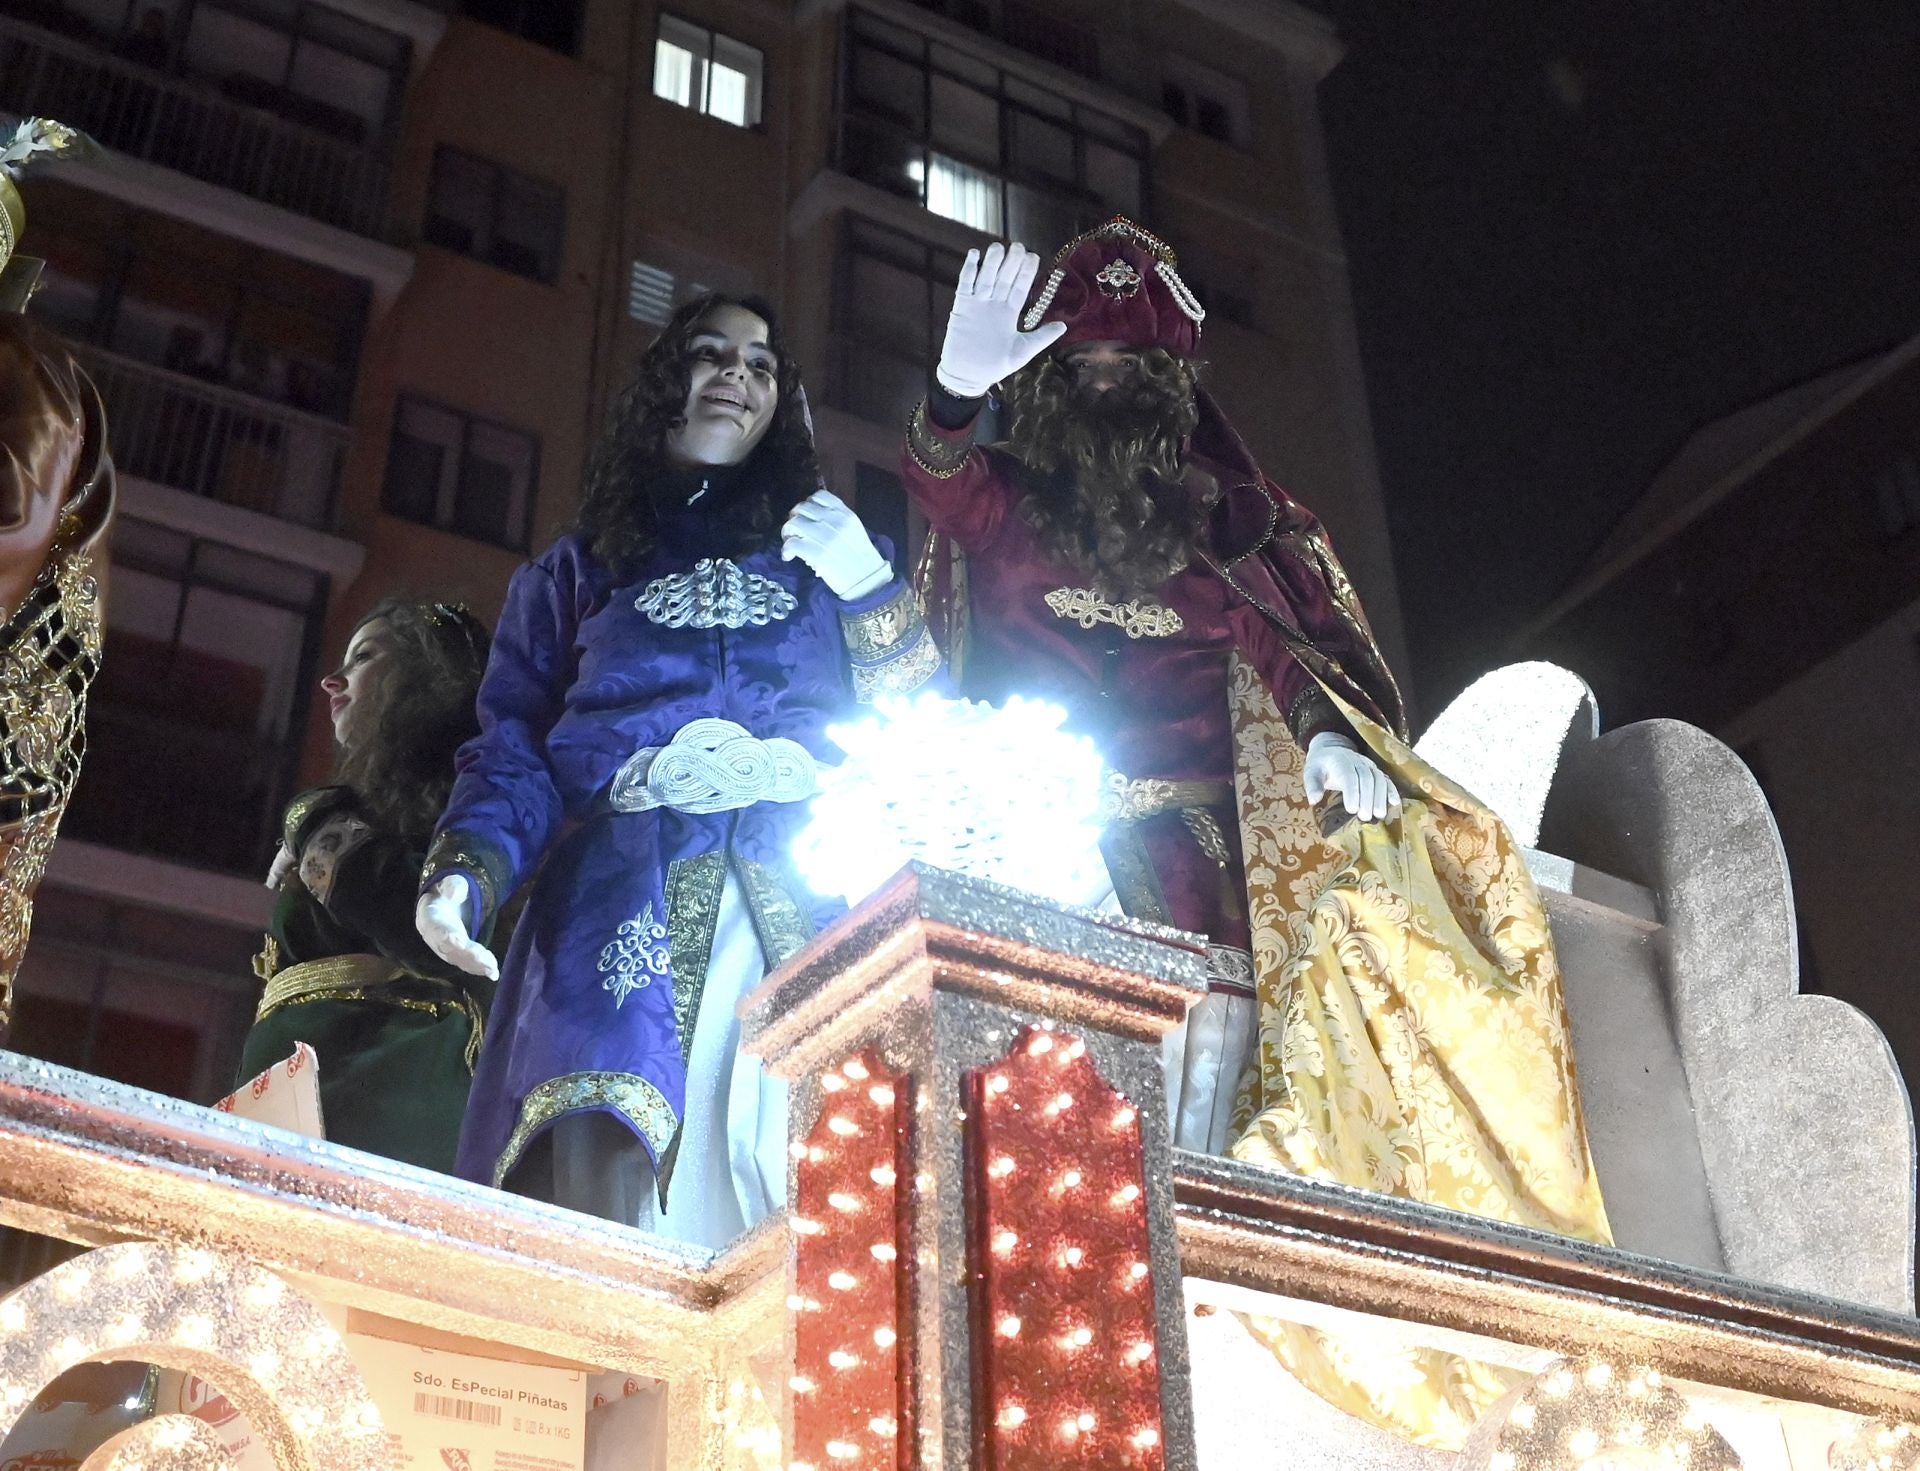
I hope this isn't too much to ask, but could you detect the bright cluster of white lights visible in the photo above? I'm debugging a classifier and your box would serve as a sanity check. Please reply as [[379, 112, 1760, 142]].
[[794, 692, 1111, 909]]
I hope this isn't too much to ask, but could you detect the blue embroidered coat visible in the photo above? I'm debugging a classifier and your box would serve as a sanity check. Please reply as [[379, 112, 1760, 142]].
[[426, 522, 936, 1192]]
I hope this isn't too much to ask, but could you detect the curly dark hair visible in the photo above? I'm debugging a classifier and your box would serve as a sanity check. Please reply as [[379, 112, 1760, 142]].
[[1001, 348, 1213, 599], [333, 598, 491, 839], [577, 292, 821, 581]]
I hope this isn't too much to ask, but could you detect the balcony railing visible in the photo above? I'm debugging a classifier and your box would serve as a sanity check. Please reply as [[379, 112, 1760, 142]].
[[0, 13, 390, 237], [71, 342, 348, 530]]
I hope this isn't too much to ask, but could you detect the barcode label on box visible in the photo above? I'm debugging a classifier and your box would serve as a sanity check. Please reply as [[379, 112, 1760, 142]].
[[414, 1392, 503, 1426]]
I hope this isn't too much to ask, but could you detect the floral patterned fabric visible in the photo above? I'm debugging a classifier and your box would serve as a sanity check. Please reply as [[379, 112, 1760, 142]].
[[1224, 651, 1613, 1447]]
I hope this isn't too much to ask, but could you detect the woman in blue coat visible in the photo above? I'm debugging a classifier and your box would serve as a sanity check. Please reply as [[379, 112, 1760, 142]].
[[414, 294, 937, 1245]]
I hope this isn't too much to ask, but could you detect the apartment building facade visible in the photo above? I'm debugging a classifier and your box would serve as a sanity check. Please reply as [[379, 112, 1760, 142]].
[[2, 0, 1406, 1103]]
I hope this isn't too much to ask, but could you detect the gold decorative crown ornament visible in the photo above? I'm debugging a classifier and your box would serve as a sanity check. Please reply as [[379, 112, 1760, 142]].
[[0, 118, 88, 278]]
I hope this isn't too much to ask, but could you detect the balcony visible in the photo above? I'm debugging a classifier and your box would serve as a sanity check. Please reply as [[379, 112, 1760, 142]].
[[0, 12, 390, 237], [72, 342, 348, 530]]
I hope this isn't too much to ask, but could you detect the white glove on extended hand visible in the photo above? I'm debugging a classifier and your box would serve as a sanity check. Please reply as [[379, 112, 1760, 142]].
[[1303, 731, 1401, 824], [265, 843, 295, 890], [935, 241, 1069, 398], [781, 489, 892, 600], [415, 874, 500, 982]]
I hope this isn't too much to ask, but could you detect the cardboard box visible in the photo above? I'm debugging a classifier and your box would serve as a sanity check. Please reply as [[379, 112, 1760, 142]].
[[213, 1044, 323, 1139], [349, 1332, 587, 1471], [154, 1313, 593, 1471]]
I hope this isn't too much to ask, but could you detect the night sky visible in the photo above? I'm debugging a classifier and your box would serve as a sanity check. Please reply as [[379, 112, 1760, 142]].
[[1301, 1, 1920, 712]]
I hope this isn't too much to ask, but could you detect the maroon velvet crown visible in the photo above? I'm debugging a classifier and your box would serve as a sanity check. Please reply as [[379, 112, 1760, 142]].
[[1022, 217, 1205, 356]]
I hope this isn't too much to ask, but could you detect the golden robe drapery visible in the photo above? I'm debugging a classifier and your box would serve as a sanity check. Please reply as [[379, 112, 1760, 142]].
[[1224, 652, 1613, 1449]]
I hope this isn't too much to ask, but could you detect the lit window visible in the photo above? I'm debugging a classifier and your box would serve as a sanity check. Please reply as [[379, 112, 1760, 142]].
[[654, 15, 764, 129], [839, 10, 1146, 234], [923, 154, 1003, 234]]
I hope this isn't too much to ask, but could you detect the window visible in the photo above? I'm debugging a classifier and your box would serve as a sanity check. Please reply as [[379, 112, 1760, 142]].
[[839, 10, 1146, 241], [654, 14, 765, 129], [383, 394, 539, 551], [179, 0, 412, 145], [60, 517, 326, 874], [424, 147, 565, 284], [901, 0, 1099, 77], [1161, 54, 1253, 150], [29, 204, 369, 419], [458, 0, 582, 55], [1870, 454, 1920, 539], [832, 219, 967, 426]]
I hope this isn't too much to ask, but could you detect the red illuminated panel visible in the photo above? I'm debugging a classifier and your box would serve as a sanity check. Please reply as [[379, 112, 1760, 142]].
[[790, 1049, 912, 1471], [967, 1026, 1165, 1469]]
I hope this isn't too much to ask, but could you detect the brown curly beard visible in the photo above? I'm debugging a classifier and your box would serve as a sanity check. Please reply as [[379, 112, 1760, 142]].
[[1002, 350, 1213, 600]]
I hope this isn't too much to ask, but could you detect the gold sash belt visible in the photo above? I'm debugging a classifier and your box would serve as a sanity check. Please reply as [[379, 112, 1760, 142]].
[[254, 954, 485, 1072], [1098, 774, 1233, 825]]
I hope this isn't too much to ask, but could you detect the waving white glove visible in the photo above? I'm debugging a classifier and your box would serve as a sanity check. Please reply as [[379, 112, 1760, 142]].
[[781, 489, 891, 600], [935, 241, 1069, 398], [1303, 731, 1401, 824], [415, 874, 500, 982], [265, 843, 295, 890]]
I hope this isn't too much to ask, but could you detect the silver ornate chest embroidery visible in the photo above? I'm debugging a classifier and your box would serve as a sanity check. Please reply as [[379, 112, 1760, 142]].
[[635, 558, 798, 629], [598, 903, 672, 1009]]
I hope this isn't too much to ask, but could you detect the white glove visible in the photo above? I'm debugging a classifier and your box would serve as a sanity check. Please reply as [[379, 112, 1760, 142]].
[[1303, 732, 1401, 824], [265, 843, 295, 890], [781, 489, 892, 600], [935, 241, 1069, 398], [415, 874, 500, 982]]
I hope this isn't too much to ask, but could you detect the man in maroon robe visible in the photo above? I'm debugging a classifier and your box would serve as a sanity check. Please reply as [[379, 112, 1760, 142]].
[[900, 217, 1409, 1152]]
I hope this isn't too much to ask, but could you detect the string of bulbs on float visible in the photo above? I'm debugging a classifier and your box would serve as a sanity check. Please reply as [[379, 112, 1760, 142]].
[[972, 1023, 1166, 1469], [1479, 1355, 1742, 1471], [788, 1050, 910, 1471], [0, 1242, 385, 1471]]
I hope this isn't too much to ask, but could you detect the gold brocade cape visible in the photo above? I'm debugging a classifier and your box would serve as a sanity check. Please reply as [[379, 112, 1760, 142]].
[[912, 386, 1610, 1448], [1224, 656, 1612, 1448], [0, 313, 114, 1035]]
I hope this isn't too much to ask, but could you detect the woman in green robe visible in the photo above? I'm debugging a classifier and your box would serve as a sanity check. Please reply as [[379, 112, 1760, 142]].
[[240, 599, 492, 1172]]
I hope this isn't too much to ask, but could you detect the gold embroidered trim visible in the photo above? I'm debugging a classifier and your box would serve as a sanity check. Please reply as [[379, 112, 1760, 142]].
[[738, 859, 815, 968], [1043, 586, 1185, 639], [665, 851, 726, 1065], [851, 624, 940, 702], [1097, 824, 1171, 927], [280, 787, 344, 853], [1098, 773, 1233, 825], [1182, 807, 1232, 866], [492, 1071, 680, 1188], [0, 547, 103, 1033], [421, 831, 504, 923], [257, 953, 402, 1019], [840, 580, 921, 661], [906, 399, 974, 480], [258, 985, 482, 1069], [1284, 684, 1341, 746]]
